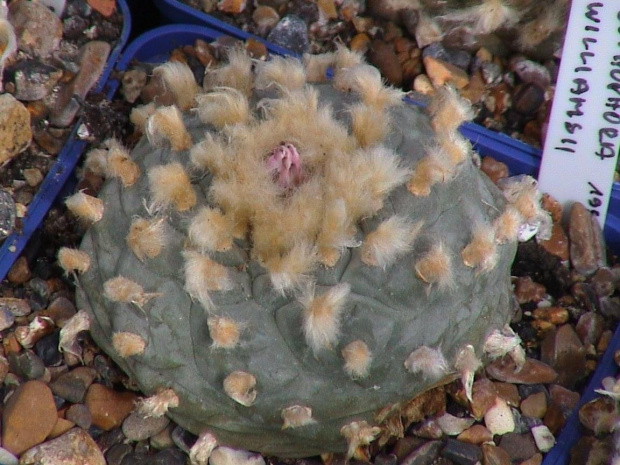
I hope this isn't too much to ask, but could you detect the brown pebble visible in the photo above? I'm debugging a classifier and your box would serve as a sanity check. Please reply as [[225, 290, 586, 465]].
[[591, 267, 616, 297], [471, 378, 498, 420], [513, 276, 546, 304], [7, 256, 31, 284], [520, 392, 547, 419], [578, 397, 618, 434], [350, 34, 370, 54], [217, 0, 246, 14], [513, 83, 545, 115], [245, 39, 268, 60], [480, 157, 508, 185], [532, 307, 569, 325], [2, 380, 58, 455], [498, 432, 538, 463], [461, 70, 486, 105], [493, 382, 521, 407], [368, 40, 403, 87], [575, 311, 605, 346], [568, 202, 606, 276], [457, 424, 493, 445], [423, 55, 469, 89], [541, 193, 562, 222], [486, 357, 558, 384], [481, 443, 511, 465], [47, 417, 76, 439], [520, 452, 543, 465], [540, 324, 587, 389], [597, 329, 613, 353], [539, 222, 569, 262], [87, 0, 116, 16], [20, 427, 106, 465], [85, 383, 137, 431]]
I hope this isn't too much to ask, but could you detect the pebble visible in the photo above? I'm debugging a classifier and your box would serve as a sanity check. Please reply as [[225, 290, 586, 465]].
[[456, 424, 493, 445], [0, 305, 15, 331], [210, 446, 266, 465], [150, 423, 175, 449], [440, 438, 481, 465], [87, 0, 115, 16], [19, 427, 106, 465], [539, 222, 569, 261], [578, 396, 618, 434], [0, 189, 16, 238], [480, 443, 511, 465], [48, 417, 75, 439], [368, 40, 402, 87], [484, 397, 515, 436], [105, 443, 133, 465], [411, 418, 442, 439], [2, 380, 58, 455], [252, 6, 280, 36], [423, 42, 471, 71], [568, 202, 607, 276], [513, 83, 545, 115], [42, 295, 77, 325], [50, 40, 112, 127], [8, 349, 46, 379], [122, 410, 170, 441], [486, 357, 558, 384], [510, 56, 551, 89], [0, 448, 18, 465], [50, 366, 98, 403], [35, 330, 63, 366], [124, 448, 187, 465], [7, 255, 31, 284], [400, 440, 442, 465], [0, 93, 32, 164], [480, 157, 509, 185], [513, 276, 546, 304], [540, 324, 587, 389], [85, 383, 138, 430], [470, 378, 498, 420], [266, 15, 309, 55], [66, 403, 93, 429], [218, 0, 246, 14], [531, 425, 555, 453], [498, 432, 538, 463], [412, 74, 434, 95], [392, 436, 424, 461], [494, 382, 521, 407], [423, 55, 469, 89], [520, 392, 547, 419], [9, 0, 63, 58], [8, 59, 63, 101]]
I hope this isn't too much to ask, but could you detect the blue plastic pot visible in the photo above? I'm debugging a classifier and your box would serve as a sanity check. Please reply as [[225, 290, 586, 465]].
[[106, 24, 620, 465], [0, 0, 132, 282]]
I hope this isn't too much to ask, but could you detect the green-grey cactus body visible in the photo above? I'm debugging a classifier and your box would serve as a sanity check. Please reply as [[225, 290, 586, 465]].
[[77, 51, 518, 457]]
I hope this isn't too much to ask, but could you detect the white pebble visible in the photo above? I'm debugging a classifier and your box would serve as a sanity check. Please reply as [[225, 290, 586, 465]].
[[484, 397, 515, 436], [531, 425, 555, 452], [0, 447, 18, 465], [209, 447, 265, 465]]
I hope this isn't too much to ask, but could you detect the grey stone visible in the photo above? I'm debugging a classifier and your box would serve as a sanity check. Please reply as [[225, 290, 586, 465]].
[[440, 438, 482, 465], [8, 0, 62, 59], [266, 15, 309, 54], [9, 350, 46, 380], [0, 189, 16, 239], [8, 59, 62, 101], [122, 411, 170, 441]]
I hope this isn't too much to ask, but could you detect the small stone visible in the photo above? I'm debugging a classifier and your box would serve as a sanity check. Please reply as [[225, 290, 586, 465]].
[[539, 223, 569, 261], [350, 33, 370, 54], [481, 443, 511, 465], [413, 74, 434, 95], [316, 0, 337, 20], [540, 324, 587, 389], [591, 267, 616, 297], [9, 0, 62, 58], [513, 83, 545, 115], [267, 15, 309, 55], [400, 440, 442, 465], [7, 59, 63, 101], [568, 202, 606, 275], [392, 436, 425, 461], [0, 189, 16, 238], [8, 257, 30, 286], [513, 276, 546, 304], [484, 397, 515, 436], [87, 0, 115, 16], [0, 355, 9, 384], [47, 417, 75, 439], [520, 453, 543, 465], [217, 0, 246, 14], [480, 157, 509, 185], [23, 168, 44, 187], [252, 6, 279, 35], [575, 311, 605, 346], [374, 453, 397, 465], [0, 306, 15, 331], [41, 295, 77, 326], [440, 438, 482, 465], [122, 410, 170, 441], [411, 418, 443, 439], [530, 425, 555, 453], [121, 69, 147, 104], [368, 40, 402, 87], [423, 42, 471, 71], [532, 307, 569, 325], [35, 330, 62, 366], [597, 329, 614, 352], [66, 403, 92, 430], [436, 412, 475, 436], [548, 384, 580, 416], [520, 392, 547, 419], [150, 423, 175, 449], [19, 427, 106, 465], [50, 41, 112, 127], [0, 448, 18, 465], [423, 56, 470, 89], [244, 39, 267, 60], [493, 382, 521, 407], [2, 380, 58, 455], [0, 297, 31, 317], [85, 383, 137, 431], [461, 70, 486, 104], [578, 397, 618, 434], [487, 357, 558, 384], [471, 378, 498, 420], [8, 349, 45, 380], [209, 446, 266, 465], [498, 432, 538, 463], [50, 366, 98, 403], [457, 425, 493, 445], [510, 56, 551, 89], [106, 443, 133, 465]]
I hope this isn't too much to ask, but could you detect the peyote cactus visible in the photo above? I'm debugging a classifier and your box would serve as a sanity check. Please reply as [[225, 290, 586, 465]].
[[73, 47, 528, 458]]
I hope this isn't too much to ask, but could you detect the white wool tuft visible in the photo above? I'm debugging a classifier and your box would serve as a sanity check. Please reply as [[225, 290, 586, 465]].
[[404, 345, 449, 380], [301, 283, 350, 355], [361, 216, 422, 269]]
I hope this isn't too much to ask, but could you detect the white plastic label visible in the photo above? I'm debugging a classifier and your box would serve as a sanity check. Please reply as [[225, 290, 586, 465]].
[[538, 1, 620, 228]]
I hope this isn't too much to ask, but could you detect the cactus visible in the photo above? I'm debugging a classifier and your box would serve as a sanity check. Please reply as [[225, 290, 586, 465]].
[[74, 48, 524, 457]]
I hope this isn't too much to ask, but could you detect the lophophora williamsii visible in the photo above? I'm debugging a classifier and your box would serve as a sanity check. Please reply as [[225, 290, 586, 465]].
[[65, 46, 543, 458]]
